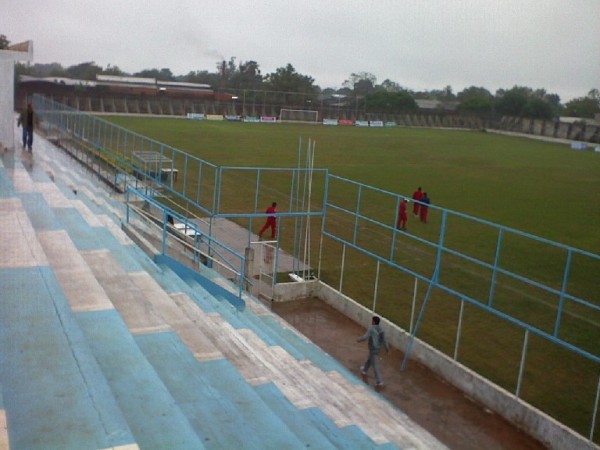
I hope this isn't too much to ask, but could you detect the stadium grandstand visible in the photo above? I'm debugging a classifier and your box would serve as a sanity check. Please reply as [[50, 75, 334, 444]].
[[1, 43, 598, 448]]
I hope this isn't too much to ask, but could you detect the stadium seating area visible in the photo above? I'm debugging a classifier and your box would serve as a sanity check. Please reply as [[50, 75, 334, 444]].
[[0, 132, 445, 448]]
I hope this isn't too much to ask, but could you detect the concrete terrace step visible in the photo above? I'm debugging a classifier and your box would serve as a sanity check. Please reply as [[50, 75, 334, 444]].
[[136, 332, 307, 449], [76, 309, 205, 449], [0, 267, 137, 450], [0, 190, 137, 448], [171, 289, 442, 448], [193, 270, 363, 383], [80, 245, 342, 448], [254, 383, 382, 450], [2, 150, 202, 448]]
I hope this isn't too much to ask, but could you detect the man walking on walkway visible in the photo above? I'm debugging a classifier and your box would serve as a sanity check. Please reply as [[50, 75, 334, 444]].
[[357, 316, 389, 387], [17, 103, 35, 151]]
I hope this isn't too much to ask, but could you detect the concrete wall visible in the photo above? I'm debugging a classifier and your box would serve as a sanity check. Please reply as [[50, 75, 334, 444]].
[[1, 43, 33, 150], [0, 60, 15, 150], [274, 279, 598, 450]]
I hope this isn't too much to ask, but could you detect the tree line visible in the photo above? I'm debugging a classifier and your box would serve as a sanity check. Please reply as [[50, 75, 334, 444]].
[[2, 34, 598, 119]]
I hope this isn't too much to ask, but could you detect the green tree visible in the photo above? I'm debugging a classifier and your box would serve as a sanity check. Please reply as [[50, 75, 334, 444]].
[[215, 57, 237, 87], [229, 60, 263, 90], [495, 86, 530, 116], [364, 90, 417, 113], [523, 97, 554, 119], [179, 70, 220, 86], [457, 86, 493, 114], [16, 62, 68, 78], [66, 62, 103, 80], [564, 89, 600, 118], [379, 79, 406, 93], [102, 64, 127, 76], [264, 64, 317, 106], [415, 86, 456, 101], [0, 34, 9, 49], [343, 72, 377, 97], [264, 64, 316, 93], [133, 68, 174, 81]]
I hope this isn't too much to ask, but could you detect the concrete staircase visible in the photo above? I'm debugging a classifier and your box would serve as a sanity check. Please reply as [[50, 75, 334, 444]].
[[0, 134, 445, 449]]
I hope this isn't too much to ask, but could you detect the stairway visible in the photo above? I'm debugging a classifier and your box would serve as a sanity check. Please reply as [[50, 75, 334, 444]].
[[0, 133, 446, 449]]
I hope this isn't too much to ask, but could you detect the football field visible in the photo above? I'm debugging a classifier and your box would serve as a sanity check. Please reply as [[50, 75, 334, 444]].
[[106, 116, 599, 252], [105, 116, 600, 438]]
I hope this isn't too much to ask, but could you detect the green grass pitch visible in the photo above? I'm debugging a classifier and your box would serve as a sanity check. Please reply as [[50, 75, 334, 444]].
[[106, 117, 599, 253]]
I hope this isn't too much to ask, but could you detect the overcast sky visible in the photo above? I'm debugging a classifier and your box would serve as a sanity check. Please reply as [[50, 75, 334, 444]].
[[3, 0, 599, 102]]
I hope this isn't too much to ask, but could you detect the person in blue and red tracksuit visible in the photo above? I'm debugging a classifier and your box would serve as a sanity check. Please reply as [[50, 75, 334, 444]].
[[412, 187, 423, 217], [397, 198, 408, 230], [258, 202, 277, 239], [420, 192, 430, 223]]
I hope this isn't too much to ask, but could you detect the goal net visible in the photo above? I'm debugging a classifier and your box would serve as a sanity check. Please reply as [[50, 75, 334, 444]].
[[279, 109, 319, 123]]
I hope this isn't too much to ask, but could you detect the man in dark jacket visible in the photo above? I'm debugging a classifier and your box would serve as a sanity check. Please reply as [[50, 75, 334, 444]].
[[17, 103, 35, 151], [357, 316, 390, 387]]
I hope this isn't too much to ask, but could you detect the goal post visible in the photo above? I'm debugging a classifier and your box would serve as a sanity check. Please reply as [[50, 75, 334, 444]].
[[279, 108, 319, 123]]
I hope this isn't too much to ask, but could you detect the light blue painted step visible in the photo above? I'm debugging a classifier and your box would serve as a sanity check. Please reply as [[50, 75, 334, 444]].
[[0, 166, 15, 197], [184, 278, 257, 329], [253, 383, 339, 449], [136, 331, 307, 449], [256, 383, 399, 449], [75, 310, 205, 450], [155, 254, 245, 311], [182, 278, 308, 359], [305, 407, 391, 450], [19, 192, 62, 231], [52, 207, 147, 272], [0, 267, 136, 450]]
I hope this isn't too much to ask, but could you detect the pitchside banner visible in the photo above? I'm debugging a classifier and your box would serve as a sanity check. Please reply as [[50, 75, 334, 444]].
[[369, 121, 384, 127], [355, 120, 369, 127], [323, 119, 338, 126], [206, 114, 224, 121], [225, 115, 242, 122], [260, 116, 277, 123], [186, 113, 205, 120], [338, 119, 354, 126], [243, 116, 260, 123]]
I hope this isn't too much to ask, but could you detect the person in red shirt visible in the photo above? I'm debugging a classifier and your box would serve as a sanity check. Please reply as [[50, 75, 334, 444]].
[[258, 202, 277, 239], [412, 187, 423, 217], [420, 192, 430, 224], [397, 198, 408, 230]]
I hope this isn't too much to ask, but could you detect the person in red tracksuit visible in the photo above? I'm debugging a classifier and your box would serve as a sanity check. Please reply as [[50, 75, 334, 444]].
[[412, 187, 423, 217], [258, 202, 277, 239], [420, 192, 430, 223], [396, 198, 408, 230]]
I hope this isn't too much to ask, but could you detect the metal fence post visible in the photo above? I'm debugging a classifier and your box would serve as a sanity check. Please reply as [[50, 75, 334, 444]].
[[515, 329, 530, 398], [339, 244, 346, 293]]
